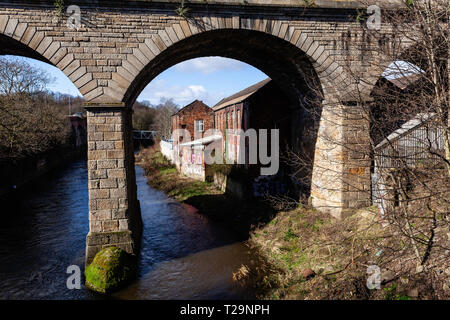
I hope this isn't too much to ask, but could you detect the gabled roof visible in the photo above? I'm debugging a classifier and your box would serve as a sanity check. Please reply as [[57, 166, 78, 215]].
[[173, 100, 211, 116], [375, 113, 437, 150], [213, 78, 271, 111], [387, 73, 422, 90]]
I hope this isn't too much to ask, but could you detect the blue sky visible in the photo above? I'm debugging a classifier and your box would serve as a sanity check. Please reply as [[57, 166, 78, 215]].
[[3, 55, 268, 107], [3, 55, 420, 107]]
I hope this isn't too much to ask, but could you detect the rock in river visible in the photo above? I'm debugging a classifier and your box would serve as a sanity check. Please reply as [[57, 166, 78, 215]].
[[85, 246, 136, 294]]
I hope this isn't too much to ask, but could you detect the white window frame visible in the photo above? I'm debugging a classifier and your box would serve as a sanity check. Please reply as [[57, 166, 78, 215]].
[[195, 120, 204, 133]]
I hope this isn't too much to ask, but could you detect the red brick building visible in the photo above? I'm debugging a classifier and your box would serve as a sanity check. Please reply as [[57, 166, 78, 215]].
[[213, 78, 292, 164], [171, 100, 214, 145]]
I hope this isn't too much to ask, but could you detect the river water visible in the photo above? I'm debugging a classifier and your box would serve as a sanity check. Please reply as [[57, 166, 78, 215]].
[[0, 158, 254, 300]]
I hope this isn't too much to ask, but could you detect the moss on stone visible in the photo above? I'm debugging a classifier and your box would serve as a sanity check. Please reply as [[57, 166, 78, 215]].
[[85, 246, 136, 294]]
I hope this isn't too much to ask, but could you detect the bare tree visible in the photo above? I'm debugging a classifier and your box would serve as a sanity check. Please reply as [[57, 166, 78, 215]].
[[280, 0, 449, 295], [0, 57, 70, 159], [152, 99, 178, 140], [0, 57, 53, 96]]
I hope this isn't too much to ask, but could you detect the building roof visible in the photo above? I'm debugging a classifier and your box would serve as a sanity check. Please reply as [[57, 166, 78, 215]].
[[213, 78, 271, 111], [179, 134, 222, 147], [172, 100, 211, 116], [375, 113, 437, 150], [387, 73, 422, 90]]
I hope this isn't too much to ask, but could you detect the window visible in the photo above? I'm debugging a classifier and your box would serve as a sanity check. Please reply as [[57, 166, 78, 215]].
[[237, 110, 240, 129], [232, 111, 236, 130], [195, 120, 204, 132]]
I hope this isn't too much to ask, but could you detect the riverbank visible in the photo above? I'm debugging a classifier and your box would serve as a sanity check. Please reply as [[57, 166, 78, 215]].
[[136, 146, 449, 300], [135, 145, 277, 236], [244, 205, 449, 300]]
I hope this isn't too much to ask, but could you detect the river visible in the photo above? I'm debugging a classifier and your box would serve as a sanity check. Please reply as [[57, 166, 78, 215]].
[[0, 158, 254, 300]]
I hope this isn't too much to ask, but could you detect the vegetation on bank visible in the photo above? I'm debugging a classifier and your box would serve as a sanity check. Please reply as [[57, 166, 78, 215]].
[[135, 145, 222, 202], [240, 206, 449, 300], [136, 145, 277, 236], [0, 57, 85, 161], [136, 145, 449, 300]]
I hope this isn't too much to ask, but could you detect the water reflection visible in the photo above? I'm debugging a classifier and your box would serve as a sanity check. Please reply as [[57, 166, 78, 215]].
[[0, 160, 252, 299]]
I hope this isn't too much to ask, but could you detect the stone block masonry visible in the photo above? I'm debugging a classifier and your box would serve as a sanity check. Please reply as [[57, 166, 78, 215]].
[[85, 106, 142, 265], [0, 0, 410, 265]]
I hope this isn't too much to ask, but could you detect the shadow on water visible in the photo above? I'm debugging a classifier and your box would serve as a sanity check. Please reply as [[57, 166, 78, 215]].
[[0, 159, 255, 299], [114, 166, 256, 299]]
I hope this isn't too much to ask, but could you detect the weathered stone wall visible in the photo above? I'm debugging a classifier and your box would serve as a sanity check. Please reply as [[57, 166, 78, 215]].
[[0, 2, 386, 104], [311, 102, 371, 219], [85, 106, 141, 264]]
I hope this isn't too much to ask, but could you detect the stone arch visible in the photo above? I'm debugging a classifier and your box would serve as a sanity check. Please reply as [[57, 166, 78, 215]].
[[0, 15, 90, 99], [105, 16, 350, 105]]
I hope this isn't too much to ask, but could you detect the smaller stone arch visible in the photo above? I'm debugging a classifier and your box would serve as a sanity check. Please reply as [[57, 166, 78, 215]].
[[0, 15, 95, 101]]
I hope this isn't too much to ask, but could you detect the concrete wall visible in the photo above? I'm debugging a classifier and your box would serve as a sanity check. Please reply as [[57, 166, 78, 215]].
[[160, 139, 174, 163], [178, 146, 206, 181]]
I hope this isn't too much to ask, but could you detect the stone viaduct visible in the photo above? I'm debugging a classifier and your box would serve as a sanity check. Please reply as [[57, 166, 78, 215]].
[[0, 0, 406, 264]]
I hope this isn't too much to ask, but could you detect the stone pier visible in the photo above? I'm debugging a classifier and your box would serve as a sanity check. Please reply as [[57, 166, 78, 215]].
[[85, 105, 142, 265], [311, 101, 372, 219]]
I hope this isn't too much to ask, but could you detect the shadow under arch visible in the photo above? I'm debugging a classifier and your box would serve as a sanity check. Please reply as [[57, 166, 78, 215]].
[[0, 33, 51, 64], [123, 28, 324, 109], [124, 29, 329, 212]]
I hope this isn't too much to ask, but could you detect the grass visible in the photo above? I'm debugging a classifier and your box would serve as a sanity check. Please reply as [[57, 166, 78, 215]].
[[136, 144, 278, 236], [235, 204, 449, 300], [136, 145, 449, 300], [135, 145, 222, 203]]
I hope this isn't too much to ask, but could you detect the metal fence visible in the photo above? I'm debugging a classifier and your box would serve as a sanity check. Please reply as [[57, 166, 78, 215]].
[[133, 130, 156, 140], [374, 114, 445, 169]]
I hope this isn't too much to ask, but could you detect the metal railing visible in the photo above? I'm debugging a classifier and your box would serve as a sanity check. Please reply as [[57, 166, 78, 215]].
[[133, 130, 156, 140]]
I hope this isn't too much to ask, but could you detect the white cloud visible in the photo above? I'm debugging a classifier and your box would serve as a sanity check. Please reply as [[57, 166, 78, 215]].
[[174, 57, 246, 75], [139, 79, 224, 107]]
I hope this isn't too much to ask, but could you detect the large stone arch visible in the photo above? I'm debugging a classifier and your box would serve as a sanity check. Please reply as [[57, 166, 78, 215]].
[[0, 14, 141, 265], [104, 16, 350, 106]]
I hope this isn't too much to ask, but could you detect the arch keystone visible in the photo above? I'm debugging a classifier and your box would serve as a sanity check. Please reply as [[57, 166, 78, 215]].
[[210, 16, 219, 30], [232, 16, 239, 29]]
